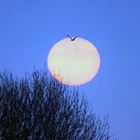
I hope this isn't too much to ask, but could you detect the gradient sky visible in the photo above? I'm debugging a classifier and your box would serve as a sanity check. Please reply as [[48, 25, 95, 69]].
[[0, 0, 140, 139]]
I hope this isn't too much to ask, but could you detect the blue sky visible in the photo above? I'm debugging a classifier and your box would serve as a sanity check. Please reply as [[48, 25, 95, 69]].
[[0, 0, 140, 139]]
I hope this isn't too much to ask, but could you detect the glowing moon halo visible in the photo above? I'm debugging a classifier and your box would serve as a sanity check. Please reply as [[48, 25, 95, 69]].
[[47, 37, 100, 86]]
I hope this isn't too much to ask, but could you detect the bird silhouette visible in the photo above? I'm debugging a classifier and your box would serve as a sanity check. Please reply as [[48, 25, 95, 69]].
[[67, 35, 79, 41]]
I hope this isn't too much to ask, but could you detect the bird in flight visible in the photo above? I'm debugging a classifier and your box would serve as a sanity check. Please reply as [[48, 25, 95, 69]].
[[67, 35, 79, 41]]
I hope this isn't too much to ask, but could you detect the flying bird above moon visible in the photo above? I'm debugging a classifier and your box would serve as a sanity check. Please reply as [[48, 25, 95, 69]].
[[67, 35, 79, 41]]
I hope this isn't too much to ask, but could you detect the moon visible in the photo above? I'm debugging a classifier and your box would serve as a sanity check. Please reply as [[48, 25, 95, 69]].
[[47, 37, 100, 86]]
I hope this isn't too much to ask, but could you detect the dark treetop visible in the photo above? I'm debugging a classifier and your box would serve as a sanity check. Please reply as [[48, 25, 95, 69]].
[[0, 71, 110, 140]]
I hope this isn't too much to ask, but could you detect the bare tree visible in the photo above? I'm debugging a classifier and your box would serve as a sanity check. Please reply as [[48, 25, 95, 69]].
[[0, 71, 110, 140]]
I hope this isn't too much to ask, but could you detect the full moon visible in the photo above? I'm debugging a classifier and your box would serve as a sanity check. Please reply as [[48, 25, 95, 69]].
[[47, 37, 100, 86]]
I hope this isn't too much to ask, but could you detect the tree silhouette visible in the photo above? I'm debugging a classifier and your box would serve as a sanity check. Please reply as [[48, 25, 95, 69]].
[[0, 71, 110, 140]]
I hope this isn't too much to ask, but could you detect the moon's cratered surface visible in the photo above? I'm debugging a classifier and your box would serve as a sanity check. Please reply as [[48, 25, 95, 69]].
[[47, 37, 100, 86]]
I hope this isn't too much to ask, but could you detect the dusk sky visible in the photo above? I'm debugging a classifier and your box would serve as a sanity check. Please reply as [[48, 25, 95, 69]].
[[0, 0, 140, 139]]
